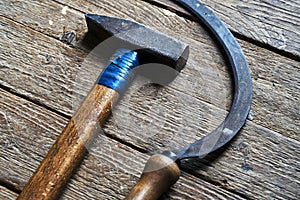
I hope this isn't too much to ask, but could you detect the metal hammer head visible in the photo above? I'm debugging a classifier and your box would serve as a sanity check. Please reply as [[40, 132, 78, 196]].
[[85, 14, 189, 72]]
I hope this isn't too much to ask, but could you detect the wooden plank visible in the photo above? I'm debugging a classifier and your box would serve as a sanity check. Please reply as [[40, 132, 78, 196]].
[[141, 0, 300, 58], [0, 0, 299, 141], [245, 41, 300, 140], [0, 0, 87, 42], [0, 186, 18, 200], [0, 1, 299, 198], [1, 83, 299, 199], [182, 123, 300, 200], [0, 89, 245, 199]]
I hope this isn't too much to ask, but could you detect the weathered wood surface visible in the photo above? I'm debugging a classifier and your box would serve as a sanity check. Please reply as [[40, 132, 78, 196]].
[[0, 89, 246, 199], [0, 186, 18, 200], [18, 85, 119, 200], [142, 0, 300, 58], [1, 83, 299, 199], [0, 0, 299, 140], [0, 0, 299, 199]]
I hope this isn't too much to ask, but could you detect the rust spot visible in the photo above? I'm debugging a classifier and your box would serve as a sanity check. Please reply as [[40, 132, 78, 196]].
[[242, 157, 254, 172], [61, 31, 76, 44]]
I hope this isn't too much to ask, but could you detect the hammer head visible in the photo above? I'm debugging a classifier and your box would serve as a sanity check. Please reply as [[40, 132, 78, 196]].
[[85, 14, 189, 72]]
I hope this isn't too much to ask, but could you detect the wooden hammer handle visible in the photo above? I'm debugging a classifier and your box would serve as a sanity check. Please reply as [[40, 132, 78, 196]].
[[18, 84, 119, 200], [125, 154, 180, 200]]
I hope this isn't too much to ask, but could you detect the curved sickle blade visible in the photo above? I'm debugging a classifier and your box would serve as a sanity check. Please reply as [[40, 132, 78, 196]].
[[171, 0, 253, 160]]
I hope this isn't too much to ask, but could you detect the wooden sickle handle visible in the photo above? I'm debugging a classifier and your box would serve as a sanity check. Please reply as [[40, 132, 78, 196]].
[[18, 84, 119, 200], [125, 154, 180, 200]]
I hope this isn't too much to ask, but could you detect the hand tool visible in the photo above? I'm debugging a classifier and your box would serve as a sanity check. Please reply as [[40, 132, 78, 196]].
[[18, 0, 253, 199], [17, 14, 189, 200], [125, 0, 252, 199]]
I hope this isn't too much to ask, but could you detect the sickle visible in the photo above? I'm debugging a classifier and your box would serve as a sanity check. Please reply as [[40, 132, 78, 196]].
[[125, 0, 253, 199]]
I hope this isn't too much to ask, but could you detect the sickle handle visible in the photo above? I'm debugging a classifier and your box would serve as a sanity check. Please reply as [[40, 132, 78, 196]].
[[18, 84, 119, 200], [125, 154, 180, 200]]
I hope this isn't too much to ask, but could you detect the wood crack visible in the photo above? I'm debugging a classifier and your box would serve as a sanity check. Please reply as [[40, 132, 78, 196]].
[[0, 180, 20, 194], [140, 0, 300, 62], [1, 0, 299, 198], [0, 83, 70, 120]]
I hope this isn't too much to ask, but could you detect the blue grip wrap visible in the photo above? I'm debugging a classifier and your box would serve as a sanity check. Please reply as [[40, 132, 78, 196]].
[[97, 50, 139, 93]]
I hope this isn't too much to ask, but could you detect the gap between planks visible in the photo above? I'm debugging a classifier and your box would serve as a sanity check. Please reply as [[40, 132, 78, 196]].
[[1, 0, 297, 141], [1, 87, 299, 199], [139, 0, 300, 61], [0, 88, 248, 199], [0, 1, 298, 198], [0, 185, 18, 200]]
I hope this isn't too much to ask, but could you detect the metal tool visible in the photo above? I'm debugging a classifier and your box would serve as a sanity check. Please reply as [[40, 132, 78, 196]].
[[125, 0, 252, 199], [18, 0, 252, 199], [18, 14, 189, 200]]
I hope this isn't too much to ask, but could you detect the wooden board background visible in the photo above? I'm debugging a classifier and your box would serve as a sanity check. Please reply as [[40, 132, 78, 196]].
[[0, 0, 299, 199]]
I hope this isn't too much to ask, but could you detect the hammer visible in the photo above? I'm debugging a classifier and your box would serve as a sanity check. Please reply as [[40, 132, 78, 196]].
[[18, 14, 189, 200]]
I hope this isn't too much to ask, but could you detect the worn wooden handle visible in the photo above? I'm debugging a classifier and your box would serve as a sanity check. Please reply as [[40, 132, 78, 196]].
[[18, 84, 119, 200], [125, 154, 180, 200]]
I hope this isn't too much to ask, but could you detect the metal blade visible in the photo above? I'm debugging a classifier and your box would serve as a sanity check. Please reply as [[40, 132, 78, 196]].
[[169, 0, 252, 160]]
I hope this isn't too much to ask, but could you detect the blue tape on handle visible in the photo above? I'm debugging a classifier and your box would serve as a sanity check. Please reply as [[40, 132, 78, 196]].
[[98, 50, 139, 93]]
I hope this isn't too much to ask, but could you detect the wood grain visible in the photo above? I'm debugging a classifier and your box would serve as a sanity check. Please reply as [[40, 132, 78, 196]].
[[4, 0, 299, 59], [182, 123, 300, 200], [141, 0, 300, 58], [0, 186, 18, 200], [0, 88, 246, 199], [18, 85, 119, 200], [0, 0, 299, 199], [1, 84, 299, 199], [0, 0, 299, 142]]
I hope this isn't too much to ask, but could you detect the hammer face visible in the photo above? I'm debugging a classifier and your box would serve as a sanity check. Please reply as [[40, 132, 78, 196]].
[[85, 14, 189, 71]]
